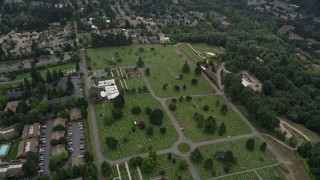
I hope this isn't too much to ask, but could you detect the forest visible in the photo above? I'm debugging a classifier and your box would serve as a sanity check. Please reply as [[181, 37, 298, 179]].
[[172, 0, 320, 133]]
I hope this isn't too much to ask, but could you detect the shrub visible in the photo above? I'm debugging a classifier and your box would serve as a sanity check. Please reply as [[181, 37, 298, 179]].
[[105, 137, 118, 149], [145, 107, 152, 115], [169, 103, 177, 111], [174, 85, 180, 91], [160, 127, 167, 134], [138, 121, 146, 129], [171, 98, 177, 103], [223, 165, 230, 173], [191, 79, 198, 85], [246, 138, 255, 151], [186, 95, 192, 101], [112, 108, 124, 119], [203, 105, 209, 111], [131, 106, 142, 115]]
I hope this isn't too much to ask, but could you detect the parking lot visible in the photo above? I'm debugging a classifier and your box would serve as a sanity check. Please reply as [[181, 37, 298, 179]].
[[67, 121, 85, 156], [39, 118, 53, 176], [71, 75, 83, 98]]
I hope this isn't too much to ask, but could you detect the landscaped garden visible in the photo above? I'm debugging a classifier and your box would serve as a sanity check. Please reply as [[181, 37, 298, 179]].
[[1, 138, 20, 162], [167, 95, 251, 142], [86, 44, 185, 70], [94, 92, 178, 160], [147, 65, 214, 98], [191, 138, 280, 179], [110, 153, 192, 179]]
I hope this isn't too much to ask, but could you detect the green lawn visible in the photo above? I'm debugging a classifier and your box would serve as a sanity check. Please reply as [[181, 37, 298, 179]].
[[191, 43, 225, 54], [1, 138, 20, 162], [256, 165, 286, 180], [94, 93, 178, 160], [87, 44, 185, 70], [193, 138, 278, 179], [167, 95, 250, 142], [218, 171, 259, 180], [147, 66, 214, 98], [110, 154, 192, 180], [0, 81, 21, 90], [15, 63, 76, 80], [177, 43, 204, 63]]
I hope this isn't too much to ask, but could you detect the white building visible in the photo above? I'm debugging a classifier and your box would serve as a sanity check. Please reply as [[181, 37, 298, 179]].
[[96, 79, 120, 99]]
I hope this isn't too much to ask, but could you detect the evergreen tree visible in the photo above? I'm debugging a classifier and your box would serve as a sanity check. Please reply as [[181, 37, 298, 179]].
[[190, 148, 203, 163], [260, 142, 267, 152], [218, 122, 226, 136], [182, 62, 191, 73], [204, 116, 217, 134], [246, 138, 255, 151], [113, 94, 125, 109], [46, 70, 52, 83], [136, 57, 145, 67]]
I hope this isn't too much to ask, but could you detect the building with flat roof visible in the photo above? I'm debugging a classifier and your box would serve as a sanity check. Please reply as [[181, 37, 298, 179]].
[[0, 126, 19, 140], [96, 79, 120, 100], [70, 108, 82, 121], [21, 123, 40, 140], [17, 139, 38, 159], [5, 101, 20, 112], [0, 161, 25, 178]]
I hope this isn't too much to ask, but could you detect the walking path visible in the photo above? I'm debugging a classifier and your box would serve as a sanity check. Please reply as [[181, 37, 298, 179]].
[[80, 46, 286, 179]]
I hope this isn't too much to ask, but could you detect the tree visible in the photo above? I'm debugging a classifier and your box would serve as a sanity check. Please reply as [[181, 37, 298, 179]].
[[113, 94, 125, 109], [136, 57, 145, 67], [195, 113, 205, 128], [89, 87, 101, 101], [167, 153, 172, 160], [246, 138, 255, 151], [76, 63, 80, 71], [131, 106, 142, 114], [182, 62, 190, 73], [174, 85, 180, 91], [218, 122, 226, 136], [224, 150, 236, 165], [183, 84, 187, 90], [22, 152, 39, 176], [149, 109, 164, 126], [112, 108, 123, 119], [101, 161, 112, 176], [106, 137, 118, 149], [204, 116, 217, 134], [129, 156, 143, 167], [204, 158, 213, 170], [203, 105, 209, 111], [81, 105, 88, 119], [146, 126, 154, 136], [260, 142, 267, 152], [169, 103, 177, 111], [138, 121, 146, 129], [46, 70, 52, 83], [190, 148, 203, 163], [178, 159, 188, 170], [262, 80, 275, 96], [220, 104, 228, 115], [149, 150, 157, 161], [141, 157, 156, 173], [160, 127, 167, 134], [67, 77, 74, 91], [145, 68, 150, 76], [145, 107, 152, 115], [195, 66, 202, 75], [191, 78, 198, 85]]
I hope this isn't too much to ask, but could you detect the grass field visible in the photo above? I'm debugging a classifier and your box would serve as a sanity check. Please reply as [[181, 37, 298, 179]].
[[191, 43, 225, 54], [193, 138, 279, 179], [1, 138, 20, 162], [15, 63, 76, 81], [0, 81, 21, 90], [167, 95, 250, 142], [94, 93, 178, 160], [256, 165, 286, 180], [147, 66, 214, 98], [177, 43, 204, 63], [87, 44, 185, 70], [110, 154, 192, 180]]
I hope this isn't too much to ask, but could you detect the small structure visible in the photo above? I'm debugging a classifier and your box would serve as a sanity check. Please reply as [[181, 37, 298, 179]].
[[16, 139, 38, 159], [70, 108, 82, 121], [0, 161, 25, 178], [123, 68, 140, 78], [71, 155, 85, 166], [5, 101, 20, 112], [0, 126, 19, 140], [96, 79, 120, 100], [160, 37, 170, 43], [51, 144, 66, 156], [241, 71, 262, 92], [21, 123, 40, 140]]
